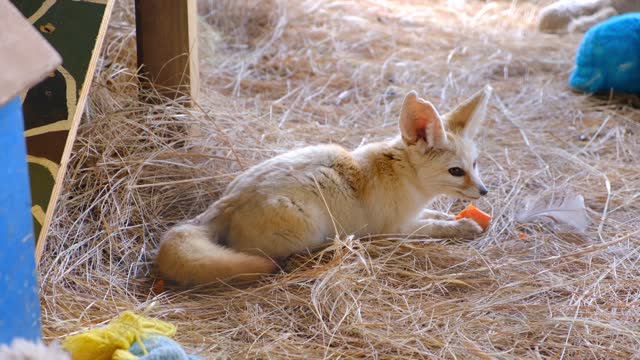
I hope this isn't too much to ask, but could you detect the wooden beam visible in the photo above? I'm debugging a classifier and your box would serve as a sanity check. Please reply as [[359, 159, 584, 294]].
[[135, 0, 199, 103]]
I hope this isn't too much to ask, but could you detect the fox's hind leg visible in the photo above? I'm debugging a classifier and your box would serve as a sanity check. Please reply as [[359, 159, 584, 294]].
[[224, 194, 329, 258]]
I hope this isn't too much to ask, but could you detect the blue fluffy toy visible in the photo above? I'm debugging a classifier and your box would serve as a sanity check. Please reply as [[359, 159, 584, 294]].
[[570, 13, 640, 94], [128, 335, 202, 360]]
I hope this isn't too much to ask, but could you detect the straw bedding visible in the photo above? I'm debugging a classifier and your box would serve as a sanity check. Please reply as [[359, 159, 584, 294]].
[[40, 0, 640, 358]]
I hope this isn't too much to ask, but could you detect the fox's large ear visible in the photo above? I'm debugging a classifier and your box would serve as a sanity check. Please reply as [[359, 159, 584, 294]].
[[445, 85, 492, 139], [399, 91, 448, 148]]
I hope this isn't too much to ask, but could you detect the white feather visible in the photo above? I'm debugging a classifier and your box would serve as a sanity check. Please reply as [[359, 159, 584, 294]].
[[517, 193, 589, 232]]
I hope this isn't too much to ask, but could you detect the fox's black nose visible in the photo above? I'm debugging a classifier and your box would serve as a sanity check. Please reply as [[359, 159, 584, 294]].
[[479, 187, 488, 196]]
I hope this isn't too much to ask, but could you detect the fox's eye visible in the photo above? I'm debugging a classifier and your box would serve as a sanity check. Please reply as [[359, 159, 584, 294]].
[[473, 161, 477, 168], [448, 167, 465, 177]]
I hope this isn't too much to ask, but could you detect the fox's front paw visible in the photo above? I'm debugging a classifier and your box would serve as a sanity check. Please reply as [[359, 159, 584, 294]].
[[420, 209, 455, 221], [454, 218, 483, 239]]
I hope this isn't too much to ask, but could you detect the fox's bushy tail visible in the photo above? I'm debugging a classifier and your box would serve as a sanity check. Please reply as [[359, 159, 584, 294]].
[[155, 223, 276, 285]]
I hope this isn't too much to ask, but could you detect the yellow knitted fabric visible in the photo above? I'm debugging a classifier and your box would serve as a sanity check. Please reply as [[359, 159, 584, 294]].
[[62, 311, 176, 360]]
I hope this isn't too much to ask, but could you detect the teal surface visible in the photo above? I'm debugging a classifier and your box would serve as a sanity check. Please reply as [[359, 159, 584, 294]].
[[570, 13, 640, 94]]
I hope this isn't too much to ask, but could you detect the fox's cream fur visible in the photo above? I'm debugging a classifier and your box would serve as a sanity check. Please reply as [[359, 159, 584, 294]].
[[156, 86, 492, 286]]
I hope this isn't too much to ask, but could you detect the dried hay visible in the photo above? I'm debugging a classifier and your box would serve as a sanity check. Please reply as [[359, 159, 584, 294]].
[[40, 0, 640, 358]]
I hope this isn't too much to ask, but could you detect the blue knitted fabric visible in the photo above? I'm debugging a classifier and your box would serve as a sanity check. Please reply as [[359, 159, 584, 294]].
[[569, 13, 640, 94], [128, 336, 202, 360]]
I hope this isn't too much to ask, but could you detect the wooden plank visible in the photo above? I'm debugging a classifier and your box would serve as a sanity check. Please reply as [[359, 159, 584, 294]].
[[10, 0, 115, 263], [135, 0, 199, 102]]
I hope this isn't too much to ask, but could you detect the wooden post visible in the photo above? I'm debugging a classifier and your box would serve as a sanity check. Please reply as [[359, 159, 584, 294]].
[[135, 0, 199, 103]]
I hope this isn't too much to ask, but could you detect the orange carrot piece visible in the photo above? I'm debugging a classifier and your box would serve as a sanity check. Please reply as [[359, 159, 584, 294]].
[[455, 204, 491, 230], [151, 279, 165, 294]]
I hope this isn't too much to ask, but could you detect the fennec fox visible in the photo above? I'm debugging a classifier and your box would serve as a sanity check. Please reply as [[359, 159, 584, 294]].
[[156, 86, 492, 286]]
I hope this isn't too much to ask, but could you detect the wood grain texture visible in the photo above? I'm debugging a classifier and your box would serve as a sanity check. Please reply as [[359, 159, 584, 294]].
[[135, 0, 199, 103]]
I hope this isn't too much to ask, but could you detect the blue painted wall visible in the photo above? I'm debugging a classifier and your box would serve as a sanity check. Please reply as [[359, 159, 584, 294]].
[[0, 97, 42, 344]]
